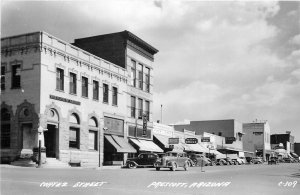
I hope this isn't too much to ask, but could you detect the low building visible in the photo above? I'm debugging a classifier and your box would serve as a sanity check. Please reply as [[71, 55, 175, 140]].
[[173, 119, 244, 155], [271, 132, 296, 159]]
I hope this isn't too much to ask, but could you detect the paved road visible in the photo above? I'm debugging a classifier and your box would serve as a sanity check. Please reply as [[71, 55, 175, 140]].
[[1, 163, 300, 195]]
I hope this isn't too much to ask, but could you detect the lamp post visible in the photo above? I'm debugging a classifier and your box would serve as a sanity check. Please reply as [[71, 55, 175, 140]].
[[160, 104, 163, 124]]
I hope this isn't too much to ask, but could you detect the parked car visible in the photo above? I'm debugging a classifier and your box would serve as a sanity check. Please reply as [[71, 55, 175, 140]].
[[189, 154, 211, 166], [282, 157, 291, 163], [252, 157, 263, 164], [268, 157, 278, 165], [238, 157, 247, 164], [224, 157, 235, 165], [216, 158, 228, 166], [154, 151, 190, 171], [126, 153, 160, 168], [232, 157, 245, 165]]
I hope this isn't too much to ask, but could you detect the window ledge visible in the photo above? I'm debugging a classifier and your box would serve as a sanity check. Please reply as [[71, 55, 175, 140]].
[[81, 96, 89, 99], [55, 89, 65, 93]]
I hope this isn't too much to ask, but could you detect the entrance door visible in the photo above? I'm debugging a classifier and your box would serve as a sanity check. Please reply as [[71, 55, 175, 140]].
[[44, 124, 56, 157]]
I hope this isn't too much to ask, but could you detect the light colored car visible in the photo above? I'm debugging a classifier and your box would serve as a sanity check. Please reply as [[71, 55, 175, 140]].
[[232, 157, 245, 165], [252, 157, 263, 164], [154, 151, 190, 171], [239, 157, 247, 164]]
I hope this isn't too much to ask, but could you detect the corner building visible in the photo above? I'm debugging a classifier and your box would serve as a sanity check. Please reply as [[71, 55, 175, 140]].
[[1, 30, 159, 167]]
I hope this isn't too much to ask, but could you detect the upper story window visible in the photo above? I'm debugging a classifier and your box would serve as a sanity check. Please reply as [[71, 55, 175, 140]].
[[131, 60, 136, 87], [145, 100, 150, 121], [103, 83, 109, 103], [1, 66, 5, 90], [112, 86, 118, 106], [12, 64, 21, 89], [82, 76, 88, 98], [130, 96, 136, 118], [56, 68, 64, 91], [137, 64, 143, 90], [93, 80, 99, 100], [138, 98, 143, 118], [69, 72, 77, 94], [145, 67, 150, 93], [1, 108, 10, 148]]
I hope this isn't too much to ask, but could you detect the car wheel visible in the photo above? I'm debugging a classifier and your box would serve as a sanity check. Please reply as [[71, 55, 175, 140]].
[[193, 159, 198, 166], [184, 162, 189, 171], [156, 167, 160, 171], [170, 162, 176, 171], [128, 162, 137, 169]]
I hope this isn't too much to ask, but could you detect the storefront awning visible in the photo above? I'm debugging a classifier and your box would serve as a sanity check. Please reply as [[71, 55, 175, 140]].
[[217, 145, 243, 152], [105, 135, 137, 153], [183, 143, 209, 153], [291, 152, 299, 158], [153, 134, 169, 148], [129, 138, 163, 153]]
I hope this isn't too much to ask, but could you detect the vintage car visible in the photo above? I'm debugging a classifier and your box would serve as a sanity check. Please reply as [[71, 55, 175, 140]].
[[231, 157, 245, 165], [268, 157, 278, 165], [189, 154, 213, 166], [126, 153, 161, 168], [224, 157, 235, 165], [215, 158, 228, 166], [252, 157, 264, 164], [154, 151, 190, 171]]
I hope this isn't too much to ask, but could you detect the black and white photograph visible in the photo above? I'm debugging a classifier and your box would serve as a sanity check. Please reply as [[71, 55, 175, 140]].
[[1, 0, 300, 194]]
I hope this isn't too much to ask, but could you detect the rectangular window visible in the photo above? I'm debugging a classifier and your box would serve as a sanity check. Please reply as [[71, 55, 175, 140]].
[[69, 72, 77, 94], [131, 60, 136, 87], [130, 96, 136, 118], [138, 98, 143, 118], [12, 65, 21, 88], [1, 66, 5, 90], [82, 77, 88, 97], [69, 127, 79, 149], [112, 87, 118, 106], [145, 100, 150, 121], [138, 64, 143, 90], [103, 83, 109, 103], [89, 130, 98, 150], [93, 80, 99, 100], [145, 67, 150, 92], [1, 124, 10, 148]]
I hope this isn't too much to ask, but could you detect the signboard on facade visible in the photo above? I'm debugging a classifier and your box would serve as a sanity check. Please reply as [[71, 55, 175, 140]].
[[142, 114, 147, 136], [225, 137, 236, 144], [104, 117, 124, 135], [185, 138, 198, 144], [201, 137, 210, 142], [169, 138, 179, 144]]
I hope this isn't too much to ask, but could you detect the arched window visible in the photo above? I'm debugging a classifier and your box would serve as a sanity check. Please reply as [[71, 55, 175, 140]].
[[69, 113, 80, 149], [1, 108, 11, 148], [88, 117, 98, 150]]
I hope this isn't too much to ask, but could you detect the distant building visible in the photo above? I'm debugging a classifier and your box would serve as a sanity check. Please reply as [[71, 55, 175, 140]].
[[173, 119, 244, 155], [294, 143, 300, 157], [243, 121, 272, 161], [271, 132, 295, 153]]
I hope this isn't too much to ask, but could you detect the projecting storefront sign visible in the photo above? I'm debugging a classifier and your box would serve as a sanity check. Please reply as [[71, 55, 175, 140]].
[[142, 114, 147, 136], [201, 137, 210, 142], [185, 138, 198, 144], [169, 138, 179, 144]]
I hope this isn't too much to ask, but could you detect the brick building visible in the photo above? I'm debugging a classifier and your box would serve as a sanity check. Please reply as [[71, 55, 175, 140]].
[[0, 30, 159, 167]]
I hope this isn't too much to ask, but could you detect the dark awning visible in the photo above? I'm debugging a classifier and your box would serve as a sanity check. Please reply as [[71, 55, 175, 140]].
[[105, 135, 137, 153]]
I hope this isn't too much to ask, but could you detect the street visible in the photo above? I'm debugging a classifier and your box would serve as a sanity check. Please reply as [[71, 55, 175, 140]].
[[1, 163, 299, 195]]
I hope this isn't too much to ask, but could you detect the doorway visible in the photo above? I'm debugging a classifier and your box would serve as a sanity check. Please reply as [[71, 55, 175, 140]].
[[44, 124, 56, 157]]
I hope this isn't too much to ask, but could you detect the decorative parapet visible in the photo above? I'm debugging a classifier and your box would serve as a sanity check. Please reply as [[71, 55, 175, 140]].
[[1, 31, 127, 83]]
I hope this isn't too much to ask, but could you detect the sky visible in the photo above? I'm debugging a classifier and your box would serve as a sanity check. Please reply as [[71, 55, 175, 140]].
[[1, 0, 300, 141]]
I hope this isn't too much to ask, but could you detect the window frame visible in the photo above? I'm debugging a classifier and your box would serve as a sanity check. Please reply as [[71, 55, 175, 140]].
[[93, 80, 99, 100], [81, 76, 88, 98], [112, 86, 118, 106], [88, 130, 98, 151], [130, 96, 136, 118], [103, 83, 109, 103], [12, 64, 21, 89], [69, 72, 77, 95]]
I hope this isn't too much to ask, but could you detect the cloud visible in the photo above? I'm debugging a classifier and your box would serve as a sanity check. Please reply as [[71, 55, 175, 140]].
[[289, 34, 300, 45]]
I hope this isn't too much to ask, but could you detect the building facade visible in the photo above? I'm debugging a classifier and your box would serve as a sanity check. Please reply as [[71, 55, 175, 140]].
[[173, 119, 244, 154], [243, 121, 272, 161], [0, 30, 159, 167]]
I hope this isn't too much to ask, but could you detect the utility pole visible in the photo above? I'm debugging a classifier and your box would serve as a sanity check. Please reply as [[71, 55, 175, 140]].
[[161, 104, 163, 124]]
